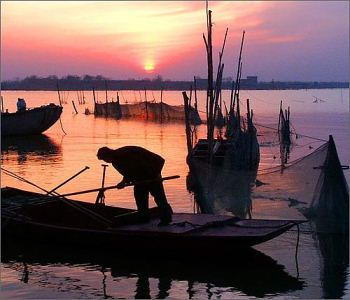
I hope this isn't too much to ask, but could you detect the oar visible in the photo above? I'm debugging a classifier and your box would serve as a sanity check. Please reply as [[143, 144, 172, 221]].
[[47, 166, 90, 195], [55, 175, 180, 198]]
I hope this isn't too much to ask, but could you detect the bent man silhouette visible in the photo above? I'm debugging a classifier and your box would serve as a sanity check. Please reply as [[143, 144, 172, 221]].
[[97, 146, 173, 226]]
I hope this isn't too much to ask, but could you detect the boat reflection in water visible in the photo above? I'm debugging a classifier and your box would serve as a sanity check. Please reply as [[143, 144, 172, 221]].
[[313, 222, 349, 299], [2, 240, 304, 299], [1, 134, 62, 165]]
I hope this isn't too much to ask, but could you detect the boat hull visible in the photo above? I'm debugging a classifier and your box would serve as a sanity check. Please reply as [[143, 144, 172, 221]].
[[1, 187, 304, 256], [1, 104, 63, 136], [2, 216, 297, 255]]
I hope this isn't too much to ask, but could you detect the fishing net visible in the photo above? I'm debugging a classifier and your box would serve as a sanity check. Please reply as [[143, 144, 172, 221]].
[[120, 102, 201, 124], [187, 134, 349, 233], [94, 101, 122, 119]]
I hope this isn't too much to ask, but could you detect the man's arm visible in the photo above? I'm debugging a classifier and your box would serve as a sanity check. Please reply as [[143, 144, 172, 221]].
[[116, 177, 133, 189]]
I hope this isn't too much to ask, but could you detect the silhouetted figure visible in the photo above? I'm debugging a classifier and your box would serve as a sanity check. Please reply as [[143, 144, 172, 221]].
[[97, 146, 173, 226], [17, 98, 26, 112]]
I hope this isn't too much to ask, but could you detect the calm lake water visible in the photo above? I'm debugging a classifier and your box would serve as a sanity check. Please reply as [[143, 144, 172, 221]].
[[1, 89, 349, 298]]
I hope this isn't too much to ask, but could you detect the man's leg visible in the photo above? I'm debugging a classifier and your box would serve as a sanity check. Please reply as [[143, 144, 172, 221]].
[[134, 184, 150, 223], [149, 182, 173, 225]]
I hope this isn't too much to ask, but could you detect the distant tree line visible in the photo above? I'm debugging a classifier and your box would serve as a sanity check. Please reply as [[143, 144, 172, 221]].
[[1, 74, 348, 91]]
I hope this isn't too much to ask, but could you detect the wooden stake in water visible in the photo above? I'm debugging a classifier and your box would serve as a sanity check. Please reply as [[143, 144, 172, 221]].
[[105, 80, 108, 103], [56, 80, 62, 106], [144, 87, 148, 120], [72, 101, 78, 114], [92, 87, 97, 104], [160, 88, 164, 123], [1, 95, 4, 113], [183, 92, 193, 154]]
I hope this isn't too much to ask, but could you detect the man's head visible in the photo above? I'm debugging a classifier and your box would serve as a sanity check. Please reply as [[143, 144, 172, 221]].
[[97, 147, 114, 162]]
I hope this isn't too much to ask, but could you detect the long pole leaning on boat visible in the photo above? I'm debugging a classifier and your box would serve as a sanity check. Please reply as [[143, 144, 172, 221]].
[[56, 175, 181, 198], [2, 166, 113, 226]]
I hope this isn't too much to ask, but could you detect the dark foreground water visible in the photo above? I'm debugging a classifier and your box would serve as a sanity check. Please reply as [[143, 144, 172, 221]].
[[1, 89, 349, 298]]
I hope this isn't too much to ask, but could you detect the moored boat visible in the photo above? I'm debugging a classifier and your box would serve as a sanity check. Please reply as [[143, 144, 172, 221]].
[[1, 103, 63, 136], [2, 187, 304, 255]]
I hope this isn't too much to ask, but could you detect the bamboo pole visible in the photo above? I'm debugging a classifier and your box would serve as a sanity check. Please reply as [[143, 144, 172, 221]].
[[144, 88, 148, 119], [56, 81, 62, 106], [182, 91, 193, 155], [160, 88, 163, 123], [194, 76, 198, 112], [189, 85, 193, 108], [209, 27, 228, 144], [230, 31, 245, 111], [105, 80, 108, 103], [92, 87, 96, 104], [278, 100, 282, 133], [212, 63, 225, 125], [205, 9, 214, 161], [236, 60, 243, 132], [1, 95, 4, 113], [72, 101, 78, 114], [246, 98, 251, 130]]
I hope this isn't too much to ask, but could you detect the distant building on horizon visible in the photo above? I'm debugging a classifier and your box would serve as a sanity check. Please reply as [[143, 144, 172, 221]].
[[241, 76, 258, 86]]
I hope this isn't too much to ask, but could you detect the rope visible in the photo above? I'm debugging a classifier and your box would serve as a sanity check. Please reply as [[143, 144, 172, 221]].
[[295, 222, 300, 278], [255, 122, 327, 142], [59, 117, 67, 135], [257, 141, 328, 175]]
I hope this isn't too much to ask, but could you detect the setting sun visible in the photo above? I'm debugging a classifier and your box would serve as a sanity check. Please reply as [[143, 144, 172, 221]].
[[144, 62, 155, 72]]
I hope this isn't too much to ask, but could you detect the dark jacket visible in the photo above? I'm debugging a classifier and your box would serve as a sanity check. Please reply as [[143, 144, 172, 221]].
[[110, 146, 165, 182]]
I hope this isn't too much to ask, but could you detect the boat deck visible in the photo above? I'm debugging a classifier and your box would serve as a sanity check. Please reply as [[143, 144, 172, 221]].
[[114, 213, 296, 237]]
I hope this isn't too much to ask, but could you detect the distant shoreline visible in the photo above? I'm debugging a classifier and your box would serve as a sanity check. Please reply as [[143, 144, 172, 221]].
[[2, 87, 348, 91], [1, 77, 348, 91], [2, 84, 348, 91]]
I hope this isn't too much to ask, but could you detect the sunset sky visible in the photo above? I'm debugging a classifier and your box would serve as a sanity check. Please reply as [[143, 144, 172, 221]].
[[1, 1, 349, 81]]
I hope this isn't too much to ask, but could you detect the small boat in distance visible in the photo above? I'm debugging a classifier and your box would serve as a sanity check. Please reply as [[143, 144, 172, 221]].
[[1, 103, 63, 136], [2, 187, 304, 255]]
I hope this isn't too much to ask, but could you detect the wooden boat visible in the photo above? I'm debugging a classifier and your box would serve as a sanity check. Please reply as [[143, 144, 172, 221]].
[[2, 187, 304, 255], [1, 103, 63, 136]]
